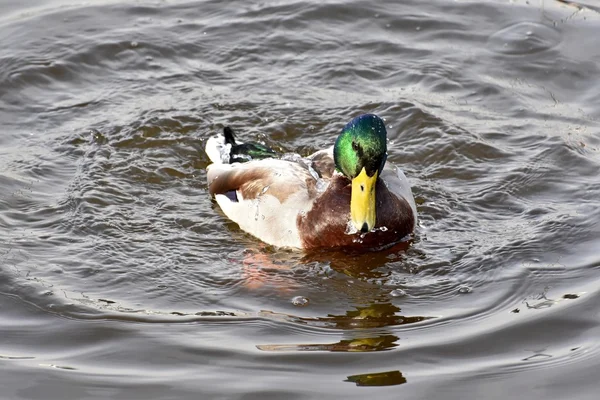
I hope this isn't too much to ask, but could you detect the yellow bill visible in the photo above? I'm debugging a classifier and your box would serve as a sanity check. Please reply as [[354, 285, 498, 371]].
[[351, 167, 378, 233]]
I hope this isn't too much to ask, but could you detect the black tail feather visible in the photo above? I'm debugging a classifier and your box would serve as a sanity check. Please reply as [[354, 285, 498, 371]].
[[222, 125, 278, 163], [223, 127, 237, 146]]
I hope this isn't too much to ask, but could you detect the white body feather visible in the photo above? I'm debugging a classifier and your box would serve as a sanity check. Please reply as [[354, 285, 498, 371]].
[[208, 159, 314, 248], [205, 134, 231, 164]]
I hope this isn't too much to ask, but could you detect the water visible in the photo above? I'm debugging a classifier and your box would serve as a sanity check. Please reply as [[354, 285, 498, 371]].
[[1, 0, 600, 398]]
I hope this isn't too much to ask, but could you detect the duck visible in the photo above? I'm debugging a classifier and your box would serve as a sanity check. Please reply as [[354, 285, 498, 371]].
[[205, 114, 417, 250]]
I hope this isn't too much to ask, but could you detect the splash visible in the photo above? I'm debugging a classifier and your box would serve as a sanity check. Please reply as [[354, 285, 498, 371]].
[[282, 152, 329, 193], [345, 220, 359, 235], [315, 178, 329, 194], [345, 222, 388, 235]]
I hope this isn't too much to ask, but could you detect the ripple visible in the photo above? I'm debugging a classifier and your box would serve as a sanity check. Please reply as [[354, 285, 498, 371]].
[[488, 22, 562, 55]]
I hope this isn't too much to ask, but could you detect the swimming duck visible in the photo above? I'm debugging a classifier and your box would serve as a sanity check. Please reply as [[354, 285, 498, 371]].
[[205, 114, 417, 250]]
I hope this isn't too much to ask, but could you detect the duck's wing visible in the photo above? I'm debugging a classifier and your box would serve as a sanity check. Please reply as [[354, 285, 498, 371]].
[[206, 159, 319, 248], [307, 146, 335, 179]]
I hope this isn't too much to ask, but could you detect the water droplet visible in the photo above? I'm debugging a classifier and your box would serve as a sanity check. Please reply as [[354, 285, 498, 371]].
[[305, 161, 320, 181], [345, 220, 358, 235], [487, 22, 561, 55], [90, 129, 106, 144], [130, 41, 138, 48], [316, 178, 329, 193], [390, 289, 406, 297], [458, 285, 472, 294], [292, 296, 309, 306], [416, 26, 421, 31], [40, 363, 77, 371], [253, 199, 260, 221]]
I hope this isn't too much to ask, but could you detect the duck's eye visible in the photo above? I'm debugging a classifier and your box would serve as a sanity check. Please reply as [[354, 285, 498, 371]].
[[352, 141, 363, 157], [360, 184, 365, 192]]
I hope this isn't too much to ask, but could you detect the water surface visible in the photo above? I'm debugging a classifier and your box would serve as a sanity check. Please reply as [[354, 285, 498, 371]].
[[1, 0, 600, 399]]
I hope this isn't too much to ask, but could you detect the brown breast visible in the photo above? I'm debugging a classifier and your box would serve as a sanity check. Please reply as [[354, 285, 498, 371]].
[[297, 176, 415, 250]]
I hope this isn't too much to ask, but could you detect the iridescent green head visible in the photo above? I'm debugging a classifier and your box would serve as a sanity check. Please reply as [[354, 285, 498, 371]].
[[334, 114, 388, 179], [333, 114, 388, 233]]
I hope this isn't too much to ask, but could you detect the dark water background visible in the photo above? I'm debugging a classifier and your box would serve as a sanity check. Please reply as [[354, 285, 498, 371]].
[[1, 0, 600, 399]]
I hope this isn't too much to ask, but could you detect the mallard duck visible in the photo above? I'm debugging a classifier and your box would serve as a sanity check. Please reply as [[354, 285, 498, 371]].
[[205, 114, 417, 250]]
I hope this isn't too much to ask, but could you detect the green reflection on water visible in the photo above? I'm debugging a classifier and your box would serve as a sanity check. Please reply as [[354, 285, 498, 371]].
[[256, 334, 399, 352], [286, 302, 430, 330], [257, 301, 432, 352], [345, 370, 407, 386]]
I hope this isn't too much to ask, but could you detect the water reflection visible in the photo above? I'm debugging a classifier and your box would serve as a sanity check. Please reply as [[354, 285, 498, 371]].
[[303, 240, 413, 280], [0, 355, 35, 360], [257, 334, 399, 352], [345, 370, 407, 386], [287, 302, 429, 330], [246, 244, 432, 353], [257, 301, 431, 353], [239, 238, 414, 288]]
